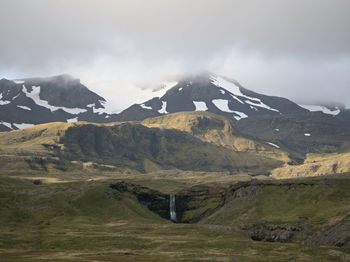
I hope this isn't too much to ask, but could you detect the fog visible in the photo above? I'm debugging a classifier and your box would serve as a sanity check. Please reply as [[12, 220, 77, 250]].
[[0, 0, 349, 111]]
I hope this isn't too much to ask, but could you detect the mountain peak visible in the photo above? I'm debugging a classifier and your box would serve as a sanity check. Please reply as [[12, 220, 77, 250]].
[[117, 72, 309, 121]]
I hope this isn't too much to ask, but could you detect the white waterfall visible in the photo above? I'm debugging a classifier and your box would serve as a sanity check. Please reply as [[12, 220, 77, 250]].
[[169, 194, 177, 222]]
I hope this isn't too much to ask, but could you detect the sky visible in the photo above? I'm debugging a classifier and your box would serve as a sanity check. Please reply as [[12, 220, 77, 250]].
[[0, 0, 349, 111]]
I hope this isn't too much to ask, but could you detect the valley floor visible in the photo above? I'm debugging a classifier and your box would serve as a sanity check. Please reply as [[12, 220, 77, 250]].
[[1, 171, 350, 262]]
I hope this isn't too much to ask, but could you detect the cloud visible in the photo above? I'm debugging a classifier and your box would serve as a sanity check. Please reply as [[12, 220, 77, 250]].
[[0, 0, 349, 109]]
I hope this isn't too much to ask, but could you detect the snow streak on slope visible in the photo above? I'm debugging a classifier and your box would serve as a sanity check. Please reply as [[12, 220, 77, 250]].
[[212, 99, 248, 120], [299, 104, 341, 116], [0, 121, 12, 129], [158, 101, 168, 114], [267, 142, 280, 149], [210, 75, 279, 112], [232, 111, 248, 120], [140, 103, 153, 110], [193, 101, 208, 111], [22, 86, 87, 114], [0, 94, 11, 105], [17, 105, 31, 111]]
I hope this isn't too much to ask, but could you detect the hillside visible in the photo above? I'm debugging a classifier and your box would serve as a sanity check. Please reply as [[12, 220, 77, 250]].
[[141, 111, 290, 162], [2, 111, 350, 178], [236, 112, 350, 155], [0, 116, 284, 174]]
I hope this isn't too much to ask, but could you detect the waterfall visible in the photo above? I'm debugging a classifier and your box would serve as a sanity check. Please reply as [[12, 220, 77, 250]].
[[169, 194, 177, 222]]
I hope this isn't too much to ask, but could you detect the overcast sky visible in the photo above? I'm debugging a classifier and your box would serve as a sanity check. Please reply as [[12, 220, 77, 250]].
[[0, 0, 349, 111]]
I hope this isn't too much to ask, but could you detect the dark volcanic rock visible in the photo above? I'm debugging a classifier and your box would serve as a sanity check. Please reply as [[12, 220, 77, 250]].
[[0, 75, 120, 130], [120, 73, 309, 122], [241, 224, 305, 243]]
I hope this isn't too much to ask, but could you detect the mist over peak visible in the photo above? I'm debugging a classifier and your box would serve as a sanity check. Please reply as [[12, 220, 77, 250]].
[[0, 0, 349, 108]]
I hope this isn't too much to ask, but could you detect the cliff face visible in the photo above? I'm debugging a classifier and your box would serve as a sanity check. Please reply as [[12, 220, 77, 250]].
[[109, 178, 350, 246]]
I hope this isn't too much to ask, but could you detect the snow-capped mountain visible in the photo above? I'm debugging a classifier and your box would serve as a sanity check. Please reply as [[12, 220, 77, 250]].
[[118, 73, 309, 121], [0, 74, 119, 131], [1, 72, 348, 131]]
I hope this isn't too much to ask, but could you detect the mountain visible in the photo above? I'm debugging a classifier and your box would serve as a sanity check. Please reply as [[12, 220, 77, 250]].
[[119, 73, 310, 121], [0, 74, 120, 131], [1, 72, 348, 132]]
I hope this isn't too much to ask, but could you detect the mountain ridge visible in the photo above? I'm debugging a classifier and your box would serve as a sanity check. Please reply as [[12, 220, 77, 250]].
[[0, 73, 348, 132]]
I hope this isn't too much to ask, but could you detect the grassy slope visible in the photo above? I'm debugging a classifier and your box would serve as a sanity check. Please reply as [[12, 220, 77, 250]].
[[0, 174, 349, 261], [202, 177, 350, 229], [0, 118, 284, 174], [142, 111, 290, 162]]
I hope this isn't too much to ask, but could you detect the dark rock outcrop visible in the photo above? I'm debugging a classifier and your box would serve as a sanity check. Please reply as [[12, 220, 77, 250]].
[[241, 224, 305, 243]]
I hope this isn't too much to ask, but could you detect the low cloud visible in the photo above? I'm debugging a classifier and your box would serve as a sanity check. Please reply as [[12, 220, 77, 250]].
[[0, 0, 349, 109]]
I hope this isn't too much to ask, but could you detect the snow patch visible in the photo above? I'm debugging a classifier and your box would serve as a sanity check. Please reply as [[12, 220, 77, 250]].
[[140, 104, 153, 110], [304, 133, 311, 137], [193, 101, 208, 111], [92, 107, 106, 115], [13, 123, 34, 129], [299, 104, 341, 116], [211, 75, 279, 112], [230, 94, 244, 104], [245, 100, 279, 112], [22, 86, 87, 114], [0, 93, 11, 105], [220, 89, 225, 94], [12, 93, 20, 100], [0, 121, 12, 129], [267, 142, 280, 149], [212, 99, 235, 113], [211, 75, 259, 102], [17, 105, 31, 111], [158, 101, 168, 114], [86, 100, 116, 115], [178, 87, 183, 91], [212, 99, 247, 120], [151, 81, 178, 98], [232, 111, 248, 120], [0, 100, 10, 105], [67, 117, 78, 123], [250, 106, 258, 111], [275, 128, 279, 132], [13, 80, 25, 84]]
